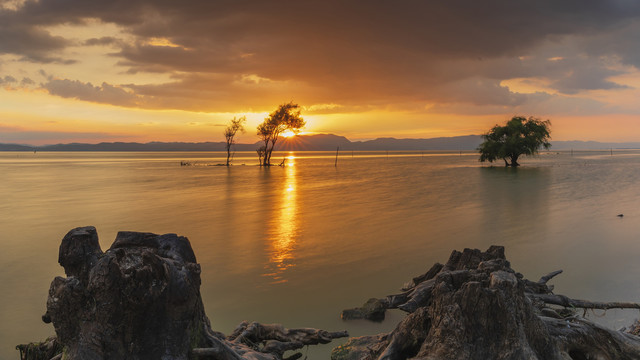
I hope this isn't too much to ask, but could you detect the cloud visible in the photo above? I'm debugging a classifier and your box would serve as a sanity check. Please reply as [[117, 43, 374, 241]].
[[83, 36, 121, 46], [432, 78, 529, 107], [426, 91, 617, 117], [41, 78, 140, 106], [552, 65, 629, 94], [1, 75, 16, 84], [580, 20, 640, 69], [20, 77, 34, 85], [1, 1, 639, 113], [0, 13, 73, 63]]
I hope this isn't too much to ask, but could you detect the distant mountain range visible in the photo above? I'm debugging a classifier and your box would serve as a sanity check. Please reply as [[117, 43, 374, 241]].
[[1, 134, 639, 151]]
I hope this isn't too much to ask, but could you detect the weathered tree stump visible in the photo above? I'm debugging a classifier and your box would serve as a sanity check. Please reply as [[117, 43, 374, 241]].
[[335, 246, 640, 360], [19, 226, 347, 360]]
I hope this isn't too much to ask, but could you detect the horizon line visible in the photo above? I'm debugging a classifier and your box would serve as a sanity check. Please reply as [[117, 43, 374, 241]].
[[4, 133, 640, 148]]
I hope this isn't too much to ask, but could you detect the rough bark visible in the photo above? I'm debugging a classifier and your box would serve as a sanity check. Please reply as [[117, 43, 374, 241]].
[[19, 226, 346, 360], [335, 246, 640, 360]]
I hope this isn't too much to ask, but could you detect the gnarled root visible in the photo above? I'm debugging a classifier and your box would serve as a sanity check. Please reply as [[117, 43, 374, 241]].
[[336, 246, 640, 360]]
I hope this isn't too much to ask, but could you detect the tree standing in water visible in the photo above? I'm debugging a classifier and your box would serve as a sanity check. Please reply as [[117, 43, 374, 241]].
[[257, 102, 305, 166], [478, 116, 551, 167], [224, 116, 246, 166]]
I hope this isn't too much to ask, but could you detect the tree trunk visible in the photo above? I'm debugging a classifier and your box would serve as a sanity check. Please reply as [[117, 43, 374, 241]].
[[20, 227, 347, 360], [335, 246, 640, 360], [510, 154, 520, 167], [265, 142, 273, 166]]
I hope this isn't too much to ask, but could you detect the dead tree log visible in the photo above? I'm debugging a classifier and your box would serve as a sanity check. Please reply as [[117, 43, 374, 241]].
[[335, 246, 640, 360], [18, 226, 346, 360]]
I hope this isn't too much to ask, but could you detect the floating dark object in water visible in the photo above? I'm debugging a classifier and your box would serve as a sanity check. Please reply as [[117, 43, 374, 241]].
[[618, 214, 624, 217]]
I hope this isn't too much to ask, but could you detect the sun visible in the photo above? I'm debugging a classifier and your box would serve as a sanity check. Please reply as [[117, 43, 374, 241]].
[[282, 130, 296, 138]]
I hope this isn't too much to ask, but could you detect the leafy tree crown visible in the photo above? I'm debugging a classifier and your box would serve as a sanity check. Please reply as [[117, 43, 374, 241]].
[[478, 116, 551, 165]]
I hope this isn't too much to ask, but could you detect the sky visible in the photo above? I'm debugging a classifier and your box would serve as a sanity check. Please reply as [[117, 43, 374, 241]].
[[1, 0, 640, 145]]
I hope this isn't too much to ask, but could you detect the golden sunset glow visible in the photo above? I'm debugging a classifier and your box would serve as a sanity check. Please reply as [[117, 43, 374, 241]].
[[281, 130, 296, 138], [265, 154, 299, 283], [0, 2, 639, 145], [5, 3, 640, 359]]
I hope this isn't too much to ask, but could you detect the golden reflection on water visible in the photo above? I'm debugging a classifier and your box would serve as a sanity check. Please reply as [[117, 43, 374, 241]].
[[264, 153, 299, 283]]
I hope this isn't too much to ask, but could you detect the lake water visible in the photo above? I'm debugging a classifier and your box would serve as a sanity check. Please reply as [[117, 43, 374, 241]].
[[2, 150, 640, 359]]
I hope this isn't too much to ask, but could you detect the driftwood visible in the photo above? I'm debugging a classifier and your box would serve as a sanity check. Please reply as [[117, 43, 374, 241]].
[[336, 245, 640, 360], [192, 322, 348, 359], [17, 226, 347, 360]]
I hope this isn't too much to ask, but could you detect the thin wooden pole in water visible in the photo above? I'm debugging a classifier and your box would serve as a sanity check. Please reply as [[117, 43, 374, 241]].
[[611, 148, 613, 156], [335, 146, 339, 167]]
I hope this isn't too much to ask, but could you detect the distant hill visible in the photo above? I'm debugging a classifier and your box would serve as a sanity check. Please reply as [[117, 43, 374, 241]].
[[0, 141, 251, 152], [275, 134, 357, 151], [0, 144, 35, 151], [2, 134, 639, 151], [0, 134, 484, 152], [349, 135, 483, 150]]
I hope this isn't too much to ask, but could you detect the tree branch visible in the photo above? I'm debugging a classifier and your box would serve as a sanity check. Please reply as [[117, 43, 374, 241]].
[[531, 293, 640, 310], [538, 269, 563, 284]]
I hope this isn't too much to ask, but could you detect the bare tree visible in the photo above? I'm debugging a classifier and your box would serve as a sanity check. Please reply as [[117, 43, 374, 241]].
[[256, 102, 305, 166], [256, 145, 266, 166], [224, 116, 246, 166]]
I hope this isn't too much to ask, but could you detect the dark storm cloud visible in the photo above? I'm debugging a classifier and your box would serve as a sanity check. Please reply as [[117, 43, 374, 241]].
[[4, 0, 640, 110], [580, 20, 640, 68], [0, 12, 72, 63], [552, 64, 629, 95]]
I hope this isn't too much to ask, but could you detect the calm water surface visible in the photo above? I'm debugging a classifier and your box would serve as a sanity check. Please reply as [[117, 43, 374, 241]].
[[2, 150, 640, 359]]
